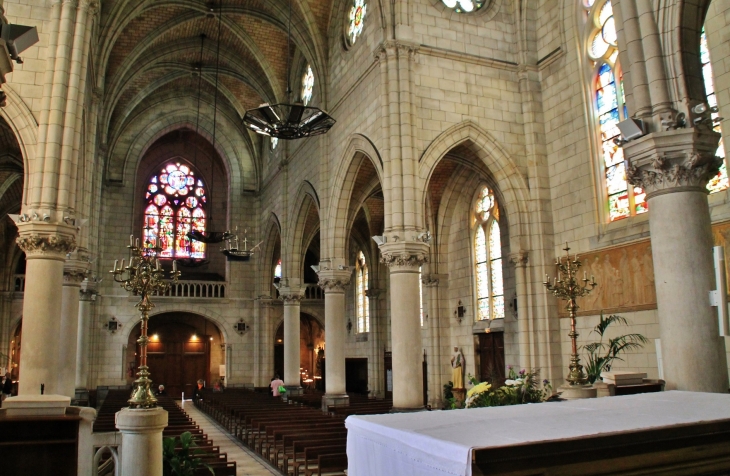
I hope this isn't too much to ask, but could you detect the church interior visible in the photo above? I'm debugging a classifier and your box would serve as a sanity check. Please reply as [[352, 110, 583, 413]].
[[1, 0, 730, 474]]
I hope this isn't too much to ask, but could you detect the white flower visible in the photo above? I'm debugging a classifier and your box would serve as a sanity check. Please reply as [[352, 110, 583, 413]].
[[505, 379, 515, 386]]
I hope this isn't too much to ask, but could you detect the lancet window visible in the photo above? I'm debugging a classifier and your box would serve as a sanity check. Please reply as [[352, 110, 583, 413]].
[[143, 162, 206, 259], [356, 251, 369, 333], [474, 187, 504, 320], [702, 27, 728, 193], [274, 259, 282, 279], [302, 65, 314, 106], [419, 267, 424, 326], [582, 0, 646, 221]]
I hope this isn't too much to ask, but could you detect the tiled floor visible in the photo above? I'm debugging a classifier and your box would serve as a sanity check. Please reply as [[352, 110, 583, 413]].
[[181, 401, 280, 476]]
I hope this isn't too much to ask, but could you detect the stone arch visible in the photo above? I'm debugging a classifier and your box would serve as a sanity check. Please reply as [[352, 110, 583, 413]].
[[328, 134, 384, 260], [259, 213, 282, 296], [419, 121, 530, 253], [285, 181, 321, 280], [0, 86, 37, 204], [123, 306, 233, 345]]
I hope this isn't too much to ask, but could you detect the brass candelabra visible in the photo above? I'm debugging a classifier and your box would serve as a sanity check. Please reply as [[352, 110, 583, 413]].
[[111, 235, 180, 408], [543, 244, 597, 386]]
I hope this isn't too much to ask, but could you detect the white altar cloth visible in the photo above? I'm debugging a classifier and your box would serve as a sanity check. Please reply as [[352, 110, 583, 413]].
[[345, 391, 730, 476]]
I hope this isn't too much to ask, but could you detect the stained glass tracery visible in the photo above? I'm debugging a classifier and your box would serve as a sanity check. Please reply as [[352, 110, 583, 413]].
[[356, 251, 369, 333], [584, 0, 646, 221], [348, 0, 367, 44], [144, 162, 206, 259], [441, 0, 487, 13], [302, 65, 314, 106], [701, 28, 728, 194], [474, 186, 504, 321]]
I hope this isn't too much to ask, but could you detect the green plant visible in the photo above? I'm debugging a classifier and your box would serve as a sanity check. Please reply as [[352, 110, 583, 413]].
[[464, 368, 552, 408], [443, 381, 454, 401], [162, 431, 214, 476], [582, 312, 649, 384]]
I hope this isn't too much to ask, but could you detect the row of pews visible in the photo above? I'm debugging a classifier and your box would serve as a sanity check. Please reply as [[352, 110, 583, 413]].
[[196, 389, 393, 475], [93, 390, 236, 476]]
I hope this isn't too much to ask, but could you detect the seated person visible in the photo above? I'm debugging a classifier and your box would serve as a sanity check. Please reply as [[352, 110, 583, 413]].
[[193, 379, 204, 402], [156, 384, 166, 396]]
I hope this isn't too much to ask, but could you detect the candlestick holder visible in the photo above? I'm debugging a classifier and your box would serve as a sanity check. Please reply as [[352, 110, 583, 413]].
[[543, 243, 597, 386], [111, 235, 180, 408]]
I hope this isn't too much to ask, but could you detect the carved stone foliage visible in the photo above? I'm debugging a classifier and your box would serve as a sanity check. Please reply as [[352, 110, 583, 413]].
[[17, 233, 77, 256], [63, 269, 88, 284], [380, 251, 428, 268], [280, 293, 303, 304], [508, 251, 528, 267], [318, 277, 350, 292], [627, 152, 722, 195]]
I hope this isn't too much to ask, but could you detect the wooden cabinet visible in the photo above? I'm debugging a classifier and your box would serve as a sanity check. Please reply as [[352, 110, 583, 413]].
[[0, 415, 80, 476]]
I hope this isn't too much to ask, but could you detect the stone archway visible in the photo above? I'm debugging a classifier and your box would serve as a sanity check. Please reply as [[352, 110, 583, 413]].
[[273, 313, 324, 390], [125, 312, 225, 398]]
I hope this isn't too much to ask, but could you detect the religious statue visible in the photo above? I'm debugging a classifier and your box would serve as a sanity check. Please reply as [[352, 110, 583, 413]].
[[451, 347, 465, 389]]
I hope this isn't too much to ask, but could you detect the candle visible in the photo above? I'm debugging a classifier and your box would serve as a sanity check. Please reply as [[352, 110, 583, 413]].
[[156, 259, 161, 271], [113, 260, 118, 271], [120, 259, 125, 270], [135, 238, 139, 248], [130, 235, 134, 246], [584, 271, 587, 280], [173, 260, 177, 272]]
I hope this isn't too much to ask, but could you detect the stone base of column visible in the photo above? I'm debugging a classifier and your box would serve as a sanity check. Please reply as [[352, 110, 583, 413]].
[[321, 393, 349, 412], [2, 394, 71, 417], [558, 383, 597, 400], [116, 407, 168, 476]]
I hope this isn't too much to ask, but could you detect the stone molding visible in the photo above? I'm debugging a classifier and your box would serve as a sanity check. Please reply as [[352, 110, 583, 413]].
[[16, 224, 77, 259], [508, 251, 529, 267], [374, 40, 419, 63]]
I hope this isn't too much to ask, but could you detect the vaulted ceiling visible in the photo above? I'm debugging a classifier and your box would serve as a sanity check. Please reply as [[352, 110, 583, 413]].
[[97, 0, 335, 177]]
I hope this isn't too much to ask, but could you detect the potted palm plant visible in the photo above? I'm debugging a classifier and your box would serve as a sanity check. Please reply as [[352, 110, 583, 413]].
[[582, 313, 649, 384]]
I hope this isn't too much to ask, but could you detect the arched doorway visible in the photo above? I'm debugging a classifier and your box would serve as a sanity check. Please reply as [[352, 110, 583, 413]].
[[274, 313, 324, 389], [126, 313, 224, 398]]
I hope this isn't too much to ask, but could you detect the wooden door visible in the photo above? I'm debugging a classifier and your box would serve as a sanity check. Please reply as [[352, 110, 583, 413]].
[[137, 331, 210, 398], [478, 332, 505, 385], [422, 353, 428, 406]]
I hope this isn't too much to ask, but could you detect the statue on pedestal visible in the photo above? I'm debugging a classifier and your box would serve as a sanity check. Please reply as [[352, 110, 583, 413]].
[[451, 347, 465, 389]]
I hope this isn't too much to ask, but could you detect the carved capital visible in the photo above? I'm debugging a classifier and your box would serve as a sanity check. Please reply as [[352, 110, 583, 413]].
[[318, 278, 350, 292], [508, 251, 528, 267], [623, 128, 722, 198], [317, 268, 352, 292], [64, 269, 88, 284], [379, 240, 429, 269], [279, 287, 304, 304], [421, 275, 440, 287], [79, 288, 97, 301], [16, 223, 77, 259]]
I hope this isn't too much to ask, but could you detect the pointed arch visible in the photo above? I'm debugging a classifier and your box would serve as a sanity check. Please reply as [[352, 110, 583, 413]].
[[419, 121, 530, 253], [259, 213, 283, 296], [0, 86, 37, 205], [285, 182, 321, 280], [328, 134, 384, 260]]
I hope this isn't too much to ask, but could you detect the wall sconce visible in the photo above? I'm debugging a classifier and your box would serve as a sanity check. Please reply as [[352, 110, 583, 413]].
[[234, 319, 249, 335], [347, 319, 353, 334], [454, 301, 465, 324], [105, 317, 122, 334]]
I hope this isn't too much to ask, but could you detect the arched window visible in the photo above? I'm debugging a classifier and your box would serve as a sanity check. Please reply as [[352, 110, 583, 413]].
[[356, 251, 369, 333], [419, 267, 424, 326], [583, 0, 646, 221], [474, 187, 504, 320], [701, 27, 728, 193], [143, 162, 206, 259], [274, 259, 282, 279], [348, 0, 367, 44], [302, 65, 314, 106]]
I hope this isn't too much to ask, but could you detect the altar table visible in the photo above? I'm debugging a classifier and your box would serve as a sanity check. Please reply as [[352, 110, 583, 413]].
[[344, 391, 730, 476]]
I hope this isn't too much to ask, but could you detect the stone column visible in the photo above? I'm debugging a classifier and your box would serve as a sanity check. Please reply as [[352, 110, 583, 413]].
[[626, 128, 729, 392], [422, 274, 443, 409], [509, 251, 530, 370], [15, 223, 76, 395], [254, 297, 274, 386], [318, 268, 352, 410], [75, 280, 97, 394], [366, 288, 383, 398], [58, 262, 87, 398], [116, 407, 168, 476], [379, 241, 429, 411], [279, 287, 304, 392]]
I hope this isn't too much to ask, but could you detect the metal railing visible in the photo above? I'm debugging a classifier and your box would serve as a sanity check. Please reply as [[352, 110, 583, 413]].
[[303, 284, 323, 300], [157, 280, 226, 298]]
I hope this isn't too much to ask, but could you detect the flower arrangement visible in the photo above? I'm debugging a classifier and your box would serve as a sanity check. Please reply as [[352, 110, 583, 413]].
[[451, 367, 553, 409]]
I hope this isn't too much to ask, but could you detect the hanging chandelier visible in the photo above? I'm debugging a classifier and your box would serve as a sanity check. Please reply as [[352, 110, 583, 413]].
[[242, 0, 335, 139]]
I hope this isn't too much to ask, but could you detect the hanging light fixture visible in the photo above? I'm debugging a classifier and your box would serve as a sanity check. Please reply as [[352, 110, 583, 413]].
[[242, 0, 335, 139]]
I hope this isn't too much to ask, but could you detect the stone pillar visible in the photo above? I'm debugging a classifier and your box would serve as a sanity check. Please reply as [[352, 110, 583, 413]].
[[422, 274, 443, 409], [509, 251, 530, 370], [58, 263, 86, 398], [15, 223, 76, 395], [279, 288, 304, 391], [116, 407, 168, 476], [318, 268, 352, 410], [379, 241, 429, 411], [366, 288, 383, 398], [626, 128, 729, 392], [254, 297, 275, 386], [75, 280, 97, 393]]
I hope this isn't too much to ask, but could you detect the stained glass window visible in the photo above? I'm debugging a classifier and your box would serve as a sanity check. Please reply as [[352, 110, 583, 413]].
[[583, 0, 646, 221], [274, 259, 282, 279], [348, 0, 367, 44], [356, 251, 369, 333], [441, 0, 487, 13], [701, 28, 728, 194], [143, 162, 206, 259], [271, 137, 278, 150], [302, 65, 314, 107], [474, 186, 504, 321], [419, 266, 424, 326]]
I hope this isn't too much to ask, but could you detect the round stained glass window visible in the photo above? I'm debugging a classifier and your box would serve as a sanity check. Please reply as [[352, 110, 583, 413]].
[[441, 0, 487, 13], [302, 65, 314, 106], [348, 0, 367, 44], [168, 170, 188, 191]]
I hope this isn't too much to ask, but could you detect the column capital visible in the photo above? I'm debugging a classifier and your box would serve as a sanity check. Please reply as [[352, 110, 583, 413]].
[[257, 295, 275, 307], [16, 222, 77, 260], [508, 251, 529, 267], [624, 128, 722, 198], [279, 287, 304, 304], [79, 288, 97, 301], [421, 274, 443, 287], [379, 241, 429, 269], [64, 257, 90, 285], [317, 268, 352, 292]]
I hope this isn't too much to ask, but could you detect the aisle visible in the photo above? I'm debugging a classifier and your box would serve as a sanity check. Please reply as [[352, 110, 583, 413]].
[[181, 401, 280, 476]]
